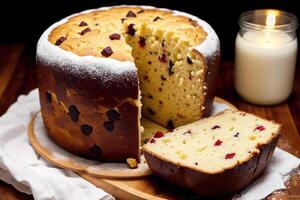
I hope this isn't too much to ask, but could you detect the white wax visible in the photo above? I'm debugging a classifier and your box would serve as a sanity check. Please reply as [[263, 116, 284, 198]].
[[235, 31, 298, 105]]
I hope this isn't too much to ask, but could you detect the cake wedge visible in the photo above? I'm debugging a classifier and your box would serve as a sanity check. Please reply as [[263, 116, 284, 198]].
[[143, 109, 281, 197]]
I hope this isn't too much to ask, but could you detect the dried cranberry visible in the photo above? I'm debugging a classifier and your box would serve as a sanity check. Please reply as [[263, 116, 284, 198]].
[[225, 153, 236, 159], [81, 124, 93, 136], [127, 24, 136, 36], [214, 139, 223, 146], [55, 36, 67, 46], [150, 138, 155, 143], [69, 105, 80, 122], [45, 92, 52, 103], [79, 21, 88, 26], [138, 37, 146, 48], [103, 121, 114, 132], [126, 10, 136, 17], [254, 125, 265, 132], [187, 56, 193, 65], [106, 109, 120, 122], [211, 125, 220, 130], [101, 46, 113, 57], [79, 28, 91, 35], [148, 107, 156, 115], [159, 53, 167, 63], [154, 131, 164, 138], [166, 120, 174, 130], [109, 33, 121, 40], [153, 16, 162, 22]]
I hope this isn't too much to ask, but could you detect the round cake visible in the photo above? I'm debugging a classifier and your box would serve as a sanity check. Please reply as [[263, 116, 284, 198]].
[[36, 5, 220, 162]]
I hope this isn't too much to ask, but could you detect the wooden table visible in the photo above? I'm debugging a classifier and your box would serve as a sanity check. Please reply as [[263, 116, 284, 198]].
[[0, 44, 299, 199]]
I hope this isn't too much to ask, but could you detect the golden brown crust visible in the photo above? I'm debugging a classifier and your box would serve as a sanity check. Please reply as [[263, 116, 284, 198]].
[[143, 134, 280, 197]]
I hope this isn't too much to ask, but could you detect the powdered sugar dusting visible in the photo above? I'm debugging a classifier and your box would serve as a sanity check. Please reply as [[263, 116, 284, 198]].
[[33, 112, 151, 177], [37, 5, 219, 78]]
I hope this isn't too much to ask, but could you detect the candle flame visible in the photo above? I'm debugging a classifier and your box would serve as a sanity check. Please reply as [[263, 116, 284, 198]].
[[266, 10, 278, 28]]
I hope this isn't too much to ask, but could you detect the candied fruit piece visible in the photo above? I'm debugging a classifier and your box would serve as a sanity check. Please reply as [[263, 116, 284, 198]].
[[254, 125, 265, 132], [154, 131, 164, 138], [225, 153, 236, 159], [214, 139, 223, 146]]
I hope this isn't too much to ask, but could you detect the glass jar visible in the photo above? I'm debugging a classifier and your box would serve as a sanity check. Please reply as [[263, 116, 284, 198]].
[[235, 9, 298, 105]]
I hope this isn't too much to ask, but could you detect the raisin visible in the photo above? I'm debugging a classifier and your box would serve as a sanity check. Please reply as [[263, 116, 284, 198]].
[[161, 76, 167, 81], [138, 37, 146, 48], [154, 131, 164, 138], [109, 33, 121, 40], [101, 46, 113, 57], [211, 125, 220, 130], [126, 10, 136, 17], [45, 92, 52, 103], [69, 105, 79, 122], [187, 56, 193, 65], [166, 120, 174, 130], [159, 53, 167, 63], [55, 36, 67, 46], [168, 61, 175, 75], [79, 28, 91, 35], [254, 125, 265, 132], [137, 9, 144, 14], [89, 144, 102, 156], [153, 16, 162, 22], [106, 109, 120, 122], [79, 21, 87, 26], [127, 24, 136, 36], [148, 107, 156, 115], [214, 139, 223, 146], [81, 124, 93, 136], [103, 121, 114, 132], [225, 153, 236, 159]]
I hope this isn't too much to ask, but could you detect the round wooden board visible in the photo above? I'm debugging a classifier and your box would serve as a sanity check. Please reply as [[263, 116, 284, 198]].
[[28, 97, 239, 199]]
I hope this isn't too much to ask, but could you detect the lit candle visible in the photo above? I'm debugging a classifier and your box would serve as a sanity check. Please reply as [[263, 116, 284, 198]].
[[235, 10, 298, 105]]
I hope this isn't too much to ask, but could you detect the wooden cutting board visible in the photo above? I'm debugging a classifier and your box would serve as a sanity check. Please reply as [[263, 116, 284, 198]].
[[28, 97, 299, 199]]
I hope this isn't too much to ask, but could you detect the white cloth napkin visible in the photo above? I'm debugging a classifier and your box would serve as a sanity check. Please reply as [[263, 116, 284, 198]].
[[0, 89, 114, 200], [0, 89, 299, 200]]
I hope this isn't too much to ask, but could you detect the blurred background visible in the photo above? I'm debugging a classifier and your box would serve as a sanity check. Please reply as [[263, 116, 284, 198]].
[[0, 0, 299, 60]]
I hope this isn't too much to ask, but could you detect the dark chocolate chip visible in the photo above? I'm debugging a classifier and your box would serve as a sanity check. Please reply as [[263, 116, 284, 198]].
[[109, 33, 121, 40], [81, 124, 93, 136], [79, 21, 88, 26], [159, 53, 167, 63], [168, 60, 175, 75], [79, 28, 91, 35], [148, 107, 156, 115], [187, 56, 193, 65], [137, 9, 144, 14], [159, 100, 163, 104], [148, 94, 153, 99], [89, 144, 102, 156], [55, 36, 67, 46], [45, 92, 52, 103], [153, 16, 162, 22], [158, 88, 163, 92], [138, 36, 146, 48], [166, 120, 174, 130], [195, 162, 198, 165], [106, 109, 120, 122], [211, 125, 220, 130], [121, 18, 126, 23], [126, 10, 136, 17], [161, 75, 167, 81], [234, 132, 240, 137], [148, 61, 152, 65], [69, 105, 79, 122], [127, 24, 136, 36], [101, 46, 113, 57], [103, 121, 114, 132]]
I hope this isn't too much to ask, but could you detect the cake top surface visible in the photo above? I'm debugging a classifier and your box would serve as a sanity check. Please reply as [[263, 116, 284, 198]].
[[143, 109, 281, 174], [48, 6, 210, 61]]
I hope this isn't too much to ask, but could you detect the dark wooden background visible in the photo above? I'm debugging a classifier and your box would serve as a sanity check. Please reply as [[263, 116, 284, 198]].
[[0, 0, 299, 199]]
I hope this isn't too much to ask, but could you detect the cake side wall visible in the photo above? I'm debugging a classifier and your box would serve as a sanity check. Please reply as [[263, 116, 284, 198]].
[[143, 134, 279, 197], [37, 60, 141, 161]]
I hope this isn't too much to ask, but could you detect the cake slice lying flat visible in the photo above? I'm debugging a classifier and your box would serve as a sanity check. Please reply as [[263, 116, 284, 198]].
[[143, 109, 281, 198]]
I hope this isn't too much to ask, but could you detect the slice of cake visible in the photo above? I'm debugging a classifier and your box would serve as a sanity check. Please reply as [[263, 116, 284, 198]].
[[143, 109, 281, 197]]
